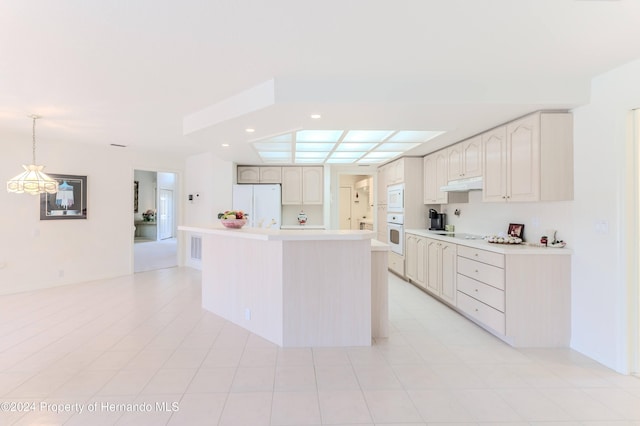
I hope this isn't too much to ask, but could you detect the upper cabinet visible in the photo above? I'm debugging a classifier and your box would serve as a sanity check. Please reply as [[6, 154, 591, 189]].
[[281, 166, 323, 205], [237, 166, 282, 184], [386, 159, 405, 185], [482, 112, 573, 202], [447, 136, 482, 181], [423, 150, 449, 204]]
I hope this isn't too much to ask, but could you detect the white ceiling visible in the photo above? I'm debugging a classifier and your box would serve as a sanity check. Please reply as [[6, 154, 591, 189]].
[[2, 0, 640, 167]]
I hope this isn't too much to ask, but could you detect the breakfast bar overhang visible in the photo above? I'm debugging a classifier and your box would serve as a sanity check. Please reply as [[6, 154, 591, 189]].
[[179, 226, 388, 347]]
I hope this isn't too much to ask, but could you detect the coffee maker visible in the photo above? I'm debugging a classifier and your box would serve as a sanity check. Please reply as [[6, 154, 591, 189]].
[[428, 209, 446, 230]]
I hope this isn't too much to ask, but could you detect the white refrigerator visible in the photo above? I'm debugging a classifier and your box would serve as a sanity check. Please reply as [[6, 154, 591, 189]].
[[232, 184, 282, 229]]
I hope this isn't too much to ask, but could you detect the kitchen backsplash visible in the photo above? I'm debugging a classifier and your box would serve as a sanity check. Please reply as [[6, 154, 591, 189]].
[[438, 190, 573, 245], [282, 205, 324, 227]]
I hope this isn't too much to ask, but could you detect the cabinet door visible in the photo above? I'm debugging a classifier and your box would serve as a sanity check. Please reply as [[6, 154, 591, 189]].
[[425, 239, 440, 295], [462, 136, 482, 178], [482, 126, 508, 202], [237, 166, 260, 184], [423, 154, 437, 204], [440, 242, 457, 305], [507, 115, 540, 202], [259, 167, 282, 183], [302, 167, 323, 204], [281, 167, 302, 205], [434, 150, 449, 204], [405, 234, 418, 282], [415, 236, 427, 288], [447, 144, 463, 181]]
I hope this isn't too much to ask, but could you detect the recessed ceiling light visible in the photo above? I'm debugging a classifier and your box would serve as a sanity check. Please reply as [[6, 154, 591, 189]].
[[245, 128, 255, 133], [310, 114, 321, 119], [221, 143, 230, 147]]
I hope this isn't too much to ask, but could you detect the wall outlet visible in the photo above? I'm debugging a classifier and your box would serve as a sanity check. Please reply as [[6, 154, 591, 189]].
[[244, 308, 251, 320], [594, 220, 609, 234]]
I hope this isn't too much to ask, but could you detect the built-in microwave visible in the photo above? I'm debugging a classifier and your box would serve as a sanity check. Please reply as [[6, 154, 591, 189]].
[[387, 184, 404, 212]]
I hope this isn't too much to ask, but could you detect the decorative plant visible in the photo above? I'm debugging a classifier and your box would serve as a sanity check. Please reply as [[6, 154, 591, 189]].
[[142, 209, 156, 221]]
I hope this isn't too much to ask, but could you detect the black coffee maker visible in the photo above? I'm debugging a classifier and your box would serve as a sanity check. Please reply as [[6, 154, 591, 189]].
[[428, 209, 446, 230]]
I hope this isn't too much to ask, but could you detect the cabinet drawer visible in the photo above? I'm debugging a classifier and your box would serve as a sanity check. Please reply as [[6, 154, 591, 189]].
[[457, 274, 505, 312], [457, 245, 505, 268], [457, 257, 505, 290], [457, 291, 505, 335]]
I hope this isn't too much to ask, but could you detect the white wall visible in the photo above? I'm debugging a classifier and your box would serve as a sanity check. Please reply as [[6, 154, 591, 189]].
[[441, 191, 573, 245], [569, 59, 640, 374], [0, 139, 186, 296], [182, 152, 233, 268]]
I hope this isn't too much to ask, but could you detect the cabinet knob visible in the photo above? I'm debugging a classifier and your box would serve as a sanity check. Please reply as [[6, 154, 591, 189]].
[[474, 253, 479, 257], [474, 288, 478, 292], [475, 308, 479, 312], [475, 269, 479, 273]]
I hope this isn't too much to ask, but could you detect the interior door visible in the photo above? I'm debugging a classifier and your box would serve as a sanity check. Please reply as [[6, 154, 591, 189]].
[[158, 189, 173, 240], [339, 186, 352, 229]]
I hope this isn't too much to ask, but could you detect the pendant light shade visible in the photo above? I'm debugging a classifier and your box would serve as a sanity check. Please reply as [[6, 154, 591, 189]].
[[6, 115, 58, 195]]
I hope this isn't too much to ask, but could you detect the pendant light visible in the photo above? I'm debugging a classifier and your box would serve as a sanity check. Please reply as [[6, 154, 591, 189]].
[[6, 115, 59, 195]]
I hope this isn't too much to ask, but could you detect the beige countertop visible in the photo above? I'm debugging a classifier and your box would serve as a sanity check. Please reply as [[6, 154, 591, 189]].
[[179, 225, 375, 241], [405, 229, 572, 255]]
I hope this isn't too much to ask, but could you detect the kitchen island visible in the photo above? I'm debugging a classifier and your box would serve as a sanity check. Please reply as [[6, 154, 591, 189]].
[[179, 225, 387, 347]]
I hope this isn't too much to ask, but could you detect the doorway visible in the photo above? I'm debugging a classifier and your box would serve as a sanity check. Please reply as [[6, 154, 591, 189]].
[[133, 169, 178, 273], [338, 173, 374, 231], [631, 109, 640, 375]]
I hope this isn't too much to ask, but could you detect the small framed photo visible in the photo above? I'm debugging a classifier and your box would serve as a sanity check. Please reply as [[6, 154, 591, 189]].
[[508, 223, 524, 239], [40, 174, 88, 220]]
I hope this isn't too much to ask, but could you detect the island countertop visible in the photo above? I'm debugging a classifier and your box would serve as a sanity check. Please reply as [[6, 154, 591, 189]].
[[179, 225, 375, 241]]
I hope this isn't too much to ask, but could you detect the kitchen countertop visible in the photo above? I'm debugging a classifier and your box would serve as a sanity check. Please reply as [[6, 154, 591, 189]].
[[280, 225, 326, 230], [405, 228, 572, 255], [179, 225, 375, 241]]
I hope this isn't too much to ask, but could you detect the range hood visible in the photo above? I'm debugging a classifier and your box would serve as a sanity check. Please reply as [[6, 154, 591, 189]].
[[440, 176, 483, 192]]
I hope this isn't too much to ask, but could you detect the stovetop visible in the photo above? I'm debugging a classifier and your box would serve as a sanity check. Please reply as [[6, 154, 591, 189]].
[[429, 231, 485, 240]]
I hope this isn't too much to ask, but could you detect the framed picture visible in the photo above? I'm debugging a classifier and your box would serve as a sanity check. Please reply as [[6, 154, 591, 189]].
[[134, 180, 139, 213], [508, 223, 524, 239], [40, 174, 88, 220]]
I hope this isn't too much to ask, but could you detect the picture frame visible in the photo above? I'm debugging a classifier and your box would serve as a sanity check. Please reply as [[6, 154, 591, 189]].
[[40, 174, 88, 220], [134, 180, 139, 213], [508, 223, 524, 239]]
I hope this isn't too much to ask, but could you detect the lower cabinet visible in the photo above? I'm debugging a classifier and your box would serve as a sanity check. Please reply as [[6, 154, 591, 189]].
[[405, 233, 456, 305], [404, 233, 571, 347], [426, 238, 457, 305], [456, 246, 506, 335], [405, 234, 427, 288]]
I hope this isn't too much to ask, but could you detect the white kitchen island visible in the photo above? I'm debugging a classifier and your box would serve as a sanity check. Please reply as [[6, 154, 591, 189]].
[[179, 225, 387, 347]]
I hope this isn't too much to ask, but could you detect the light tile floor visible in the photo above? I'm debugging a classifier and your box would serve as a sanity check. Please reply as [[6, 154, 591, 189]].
[[1, 267, 639, 425]]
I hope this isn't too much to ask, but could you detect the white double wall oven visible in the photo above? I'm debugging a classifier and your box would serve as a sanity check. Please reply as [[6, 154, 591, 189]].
[[386, 184, 404, 255]]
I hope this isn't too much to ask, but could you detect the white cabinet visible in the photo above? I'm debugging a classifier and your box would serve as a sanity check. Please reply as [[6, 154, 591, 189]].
[[423, 151, 448, 204], [281, 167, 323, 205], [260, 167, 282, 183], [447, 135, 482, 181], [482, 112, 573, 202], [455, 244, 570, 347], [386, 158, 405, 185], [424, 238, 457, 305], [405, 233, 427, 289], [456, 245, 506, 335], [237, 166, 282, 184], [302, 167, 323, 204]]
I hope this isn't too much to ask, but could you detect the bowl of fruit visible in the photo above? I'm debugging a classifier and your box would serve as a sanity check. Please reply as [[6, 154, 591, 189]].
[[218, 210, 247, 228]]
